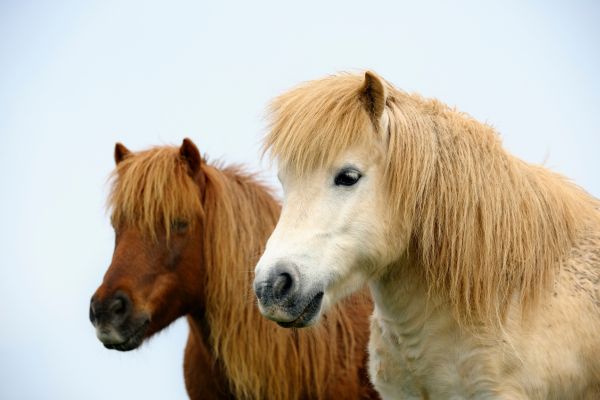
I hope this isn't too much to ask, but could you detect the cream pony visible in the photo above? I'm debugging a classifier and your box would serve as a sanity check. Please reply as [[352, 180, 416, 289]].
[[254, 72, 600, 399]]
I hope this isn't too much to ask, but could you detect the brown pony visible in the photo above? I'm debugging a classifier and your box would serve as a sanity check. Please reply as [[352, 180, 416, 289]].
[[89, 138, 377, 400]]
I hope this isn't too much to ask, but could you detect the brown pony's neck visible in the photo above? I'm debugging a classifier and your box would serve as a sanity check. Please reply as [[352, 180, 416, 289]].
[[197, 161, 281, 328], [184, 315, 234, 400], [195, 162, 371, 399], [181, 163, 281, 398], [198, 162, 281, 291]]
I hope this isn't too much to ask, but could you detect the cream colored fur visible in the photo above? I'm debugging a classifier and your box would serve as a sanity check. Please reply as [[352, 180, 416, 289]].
[[258, 71, 600, 398]]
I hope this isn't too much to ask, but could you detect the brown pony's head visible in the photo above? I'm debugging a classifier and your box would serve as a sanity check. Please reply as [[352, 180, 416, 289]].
[[90, 139, 205, 351]]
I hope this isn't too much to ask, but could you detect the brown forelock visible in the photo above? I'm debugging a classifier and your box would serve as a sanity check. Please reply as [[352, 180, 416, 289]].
[[108, 145, 204, 242], [264, 71, 600, 328]]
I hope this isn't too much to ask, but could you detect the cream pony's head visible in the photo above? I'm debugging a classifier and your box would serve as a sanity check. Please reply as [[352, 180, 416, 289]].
[[254, 72, 403, 327], [254, 70, 594, 328]]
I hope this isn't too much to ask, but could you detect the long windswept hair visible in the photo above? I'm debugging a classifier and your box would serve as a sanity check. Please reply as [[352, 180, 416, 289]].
[[264, 72, 599, 326], [201, 163, 370, 399], [108, 144, 372, 399]]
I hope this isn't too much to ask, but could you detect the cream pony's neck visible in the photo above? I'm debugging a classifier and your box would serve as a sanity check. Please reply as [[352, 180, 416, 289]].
[[367, 259, 496, 399], [369, 257, 429, 319]]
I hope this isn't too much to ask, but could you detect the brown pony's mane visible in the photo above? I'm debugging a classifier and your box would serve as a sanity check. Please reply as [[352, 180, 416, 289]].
[[264, 72, 599, 326], [109, 144, 365, 399]]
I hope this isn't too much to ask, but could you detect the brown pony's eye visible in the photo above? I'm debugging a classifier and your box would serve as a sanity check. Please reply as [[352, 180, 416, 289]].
[[171, 219, 189, 233]]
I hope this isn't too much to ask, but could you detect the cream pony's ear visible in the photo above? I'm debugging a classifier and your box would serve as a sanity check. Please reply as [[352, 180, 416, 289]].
[[179, 137, 203, 177], [114, 142, 131, 165], [360, 71, 387, 126]]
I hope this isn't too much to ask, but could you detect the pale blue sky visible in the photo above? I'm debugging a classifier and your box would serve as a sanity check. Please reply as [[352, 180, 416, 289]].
[[1, 1, 598, 399]]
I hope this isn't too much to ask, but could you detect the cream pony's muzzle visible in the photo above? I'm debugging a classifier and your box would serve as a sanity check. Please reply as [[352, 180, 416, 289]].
[[254, 261, 324, 328]]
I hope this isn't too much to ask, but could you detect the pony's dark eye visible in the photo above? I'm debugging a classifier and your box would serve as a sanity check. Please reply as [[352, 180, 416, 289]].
[[171, 219, 189, 233], [334, 169, 362, 187]]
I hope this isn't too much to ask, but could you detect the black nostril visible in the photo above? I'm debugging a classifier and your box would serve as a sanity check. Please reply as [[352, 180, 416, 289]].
[[255, 263, 300, 306], [111, 298, 125, 315], [273, 272, 294, 301], [109, 293, 131, 318]]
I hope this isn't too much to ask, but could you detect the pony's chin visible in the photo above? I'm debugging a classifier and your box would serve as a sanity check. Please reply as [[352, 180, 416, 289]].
[[103, 320, 150, 352], [276, 291, 324, 328]]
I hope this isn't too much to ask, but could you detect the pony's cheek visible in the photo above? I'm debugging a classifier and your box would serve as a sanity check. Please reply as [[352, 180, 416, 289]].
[[142, 274, 179, 313]]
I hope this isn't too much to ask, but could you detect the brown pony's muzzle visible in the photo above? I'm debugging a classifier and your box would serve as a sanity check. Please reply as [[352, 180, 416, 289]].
[[90, 289, 150, 351]]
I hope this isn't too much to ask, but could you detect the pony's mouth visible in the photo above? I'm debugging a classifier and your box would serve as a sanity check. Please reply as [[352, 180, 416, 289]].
[[277, 292, 324, 328], [103, 320, 150, 352]]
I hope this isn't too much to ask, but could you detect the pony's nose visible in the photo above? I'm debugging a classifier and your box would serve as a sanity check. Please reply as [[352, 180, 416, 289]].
[[255, 263, 300, 306], [89, 292, 132, 326]]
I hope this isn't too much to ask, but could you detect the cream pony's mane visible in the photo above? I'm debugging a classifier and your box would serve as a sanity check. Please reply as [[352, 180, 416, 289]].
[[109, 145, 367, 399], [264, 72, 599, 325]]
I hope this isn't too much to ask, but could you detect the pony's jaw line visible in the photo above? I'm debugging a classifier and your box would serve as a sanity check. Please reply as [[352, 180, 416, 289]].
[[274, 291, 324, 328], [256, 296, 324, 327]]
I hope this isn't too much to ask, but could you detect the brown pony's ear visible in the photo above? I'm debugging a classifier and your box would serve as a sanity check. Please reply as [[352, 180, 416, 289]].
[[114, 143, 131, 165], [180, 138, 203, 176], [360, 71, 387, 123]]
